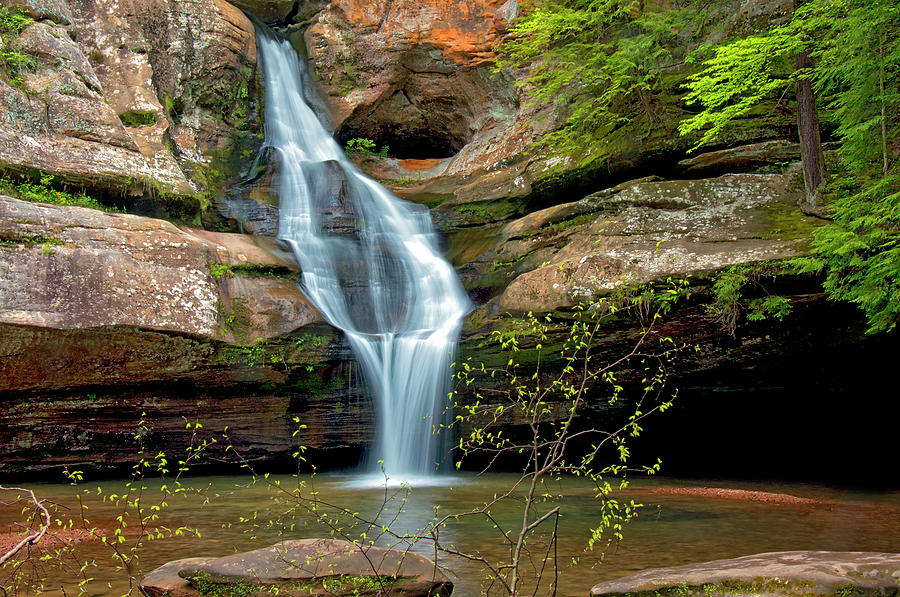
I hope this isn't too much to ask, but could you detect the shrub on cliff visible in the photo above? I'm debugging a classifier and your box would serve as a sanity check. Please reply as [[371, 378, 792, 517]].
[[497, 0, 721, 158], [0, 6, 34, 88]]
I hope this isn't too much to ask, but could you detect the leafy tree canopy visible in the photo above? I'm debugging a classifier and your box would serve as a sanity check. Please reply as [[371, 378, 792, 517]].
[[503, 0, 900, 332], [794, 0, 900, 332], [497, 0, 722, 157]]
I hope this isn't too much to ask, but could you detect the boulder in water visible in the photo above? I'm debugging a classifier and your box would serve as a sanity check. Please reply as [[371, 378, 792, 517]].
[[140, 539, 453, 597]]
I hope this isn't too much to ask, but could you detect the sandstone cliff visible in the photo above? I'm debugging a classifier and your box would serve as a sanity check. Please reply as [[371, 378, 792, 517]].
[[1, 0, 262, 223], [0, 0, 893, 480], [0, 194, 370, 476]]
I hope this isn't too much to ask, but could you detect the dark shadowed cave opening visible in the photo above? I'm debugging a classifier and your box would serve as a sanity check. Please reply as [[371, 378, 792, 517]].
[[335, 124, 466, 160]]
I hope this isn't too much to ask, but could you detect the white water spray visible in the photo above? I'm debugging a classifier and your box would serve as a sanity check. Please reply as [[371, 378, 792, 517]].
[[256, 31, 469, 483]]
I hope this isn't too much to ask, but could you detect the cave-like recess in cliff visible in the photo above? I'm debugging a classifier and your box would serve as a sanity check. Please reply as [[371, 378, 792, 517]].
[[334, 123, 466, 160]]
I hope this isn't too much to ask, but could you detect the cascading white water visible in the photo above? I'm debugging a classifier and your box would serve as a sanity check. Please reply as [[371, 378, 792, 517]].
[[256, 30, 469, 483]]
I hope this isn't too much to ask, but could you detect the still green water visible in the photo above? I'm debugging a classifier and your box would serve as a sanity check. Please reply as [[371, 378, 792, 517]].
[[4, 474, 899, 596]]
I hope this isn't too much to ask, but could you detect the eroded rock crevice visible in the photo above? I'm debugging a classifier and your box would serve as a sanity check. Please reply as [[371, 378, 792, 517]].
[[303, 0, 520, 164]]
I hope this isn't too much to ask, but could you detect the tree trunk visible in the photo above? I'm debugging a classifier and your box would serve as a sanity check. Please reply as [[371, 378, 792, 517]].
[[793, 0, 828, 217], [881, 40, 889, 177], [795, 50, 826, 210]]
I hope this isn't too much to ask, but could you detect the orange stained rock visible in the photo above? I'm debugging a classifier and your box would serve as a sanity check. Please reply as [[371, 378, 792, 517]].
[[398, 158, 443, 171], [335, 0, 512, 65]]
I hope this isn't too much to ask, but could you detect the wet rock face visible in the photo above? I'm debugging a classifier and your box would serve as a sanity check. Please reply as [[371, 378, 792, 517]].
[[0, 192, 321, 391], [305, 0, 520, 160], [0, 0, 866, 481], [319, 0, 805, 234], [228, 0, 298, 22], [141, 539, 453, 597], [0, 361, 371, 477], [71, 0, 263, 193]]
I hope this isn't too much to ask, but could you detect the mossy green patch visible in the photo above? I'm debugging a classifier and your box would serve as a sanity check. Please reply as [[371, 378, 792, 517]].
[[118, 110, 158, 127], [219, 329, 333, 373], [182, 569, 404, 597], [453, 199, 523, 227], [446, 225, 502, 268], [210, 262, 234, 280], [221, 297, 255, 345], [755, 201, 823, 247], [0, 233, 65, 246], [285, 372, 345, 397], [176, 59, 264, 230], [519, 211, 598, 241], [0, 171, 119, 213], [210, 262, 299, 281], [232, 263, 297, 279], [459, 313, 571, 369], [331, 42, 364, 97], [379, 176, 421, 187]]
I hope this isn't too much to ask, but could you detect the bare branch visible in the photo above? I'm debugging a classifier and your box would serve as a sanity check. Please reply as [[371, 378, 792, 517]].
[[0, 487, 51, 565]]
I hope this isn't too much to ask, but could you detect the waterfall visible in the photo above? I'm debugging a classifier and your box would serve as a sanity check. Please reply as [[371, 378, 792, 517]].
[[255, 30, 469, 483]]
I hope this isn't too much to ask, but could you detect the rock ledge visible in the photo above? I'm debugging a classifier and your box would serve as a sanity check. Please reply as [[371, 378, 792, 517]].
[[140, 539, 453, 597], [591, 551, 900, 597]]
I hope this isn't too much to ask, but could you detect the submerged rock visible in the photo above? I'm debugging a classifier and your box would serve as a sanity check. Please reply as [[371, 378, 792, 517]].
[[590, 551, 900, 597], [140, 539, 453, 597]]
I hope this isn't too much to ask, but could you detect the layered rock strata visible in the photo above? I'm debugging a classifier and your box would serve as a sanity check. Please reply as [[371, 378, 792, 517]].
[[459, 172, 813, 313], [1, 0, 895, 482], [0, 196, 369, 476]]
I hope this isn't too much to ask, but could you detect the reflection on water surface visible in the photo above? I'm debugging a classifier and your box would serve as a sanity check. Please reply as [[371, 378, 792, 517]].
[[3, 474, 898, 596]]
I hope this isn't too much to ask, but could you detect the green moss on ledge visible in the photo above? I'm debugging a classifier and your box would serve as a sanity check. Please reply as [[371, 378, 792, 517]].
[[210, 262, 298, 281], [451, 198, 523, 228], [118, 110, 159, 127], [755, 200, 823, 246], [217, 329, 334, 370], [182, 569, 404, 597], [119, 110, 159, 127], [0, 233, 64, 246]]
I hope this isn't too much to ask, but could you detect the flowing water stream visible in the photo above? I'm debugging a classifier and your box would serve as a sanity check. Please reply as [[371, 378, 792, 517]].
[[255, 30, 469, 483]]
